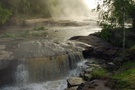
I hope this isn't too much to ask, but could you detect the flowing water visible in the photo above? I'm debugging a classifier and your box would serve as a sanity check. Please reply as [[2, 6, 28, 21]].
[[0, 0, 103, 89], [0, 59, 88, 90], [0, 21, 101, 89]]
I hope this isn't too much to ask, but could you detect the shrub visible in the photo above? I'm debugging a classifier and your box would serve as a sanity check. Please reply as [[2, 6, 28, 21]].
[[91, 68, 106, 79], [0, 5, 12, 24], [0, 33, 16, 38], [112, 68, 135, 89], [96, 24, 112, 42]]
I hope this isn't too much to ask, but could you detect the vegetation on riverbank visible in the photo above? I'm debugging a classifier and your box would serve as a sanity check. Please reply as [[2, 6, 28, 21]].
[[92, 0, 135, 88], [0, 26, 48, 39], [92, 23, 135, 90]]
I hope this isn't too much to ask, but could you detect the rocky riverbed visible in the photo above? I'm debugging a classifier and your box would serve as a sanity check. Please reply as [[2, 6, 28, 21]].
[[65, 34, 121, 90], [0, 12, 121, 90]]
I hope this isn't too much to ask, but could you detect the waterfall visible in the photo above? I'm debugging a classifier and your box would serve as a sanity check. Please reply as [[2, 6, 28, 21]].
[[0, 50, 85, 90], [69, 60, 88, 77], [1, 59, 87, 90], [25, 51, 84, 83], [0, 39, 87, 90], [14, 64, 28, 86]]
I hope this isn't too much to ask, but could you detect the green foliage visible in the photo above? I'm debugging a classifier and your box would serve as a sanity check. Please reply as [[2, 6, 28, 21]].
[[12, 0, 60, 18], [0, 0, 59, 19], [96, 27, 135, 47], [99, 0, 135, 28], [18, 0, 30, 15], [0, 33, 16, 38], [110, 61, 135, 89], [112, 68, 135, 89], [0, 4, 12, 24], [91, 68, 106, 79], [96, 25, 112, 41], [33, 26, 47, 31], [121, 61, 135, 70]]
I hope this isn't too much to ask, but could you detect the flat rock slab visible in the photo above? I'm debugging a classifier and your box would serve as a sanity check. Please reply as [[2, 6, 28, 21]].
[[70, 35, 111, 48], [67, 77, 85, 87]]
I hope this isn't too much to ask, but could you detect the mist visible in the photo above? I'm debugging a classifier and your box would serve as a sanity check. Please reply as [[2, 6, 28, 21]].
[[2, 0, 96, 19], [47, 0, 91, 19]]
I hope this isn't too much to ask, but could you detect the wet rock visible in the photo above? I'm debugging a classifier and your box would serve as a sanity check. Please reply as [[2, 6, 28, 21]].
[[82, 46, 94, 59], [70, 35, 111, 48], [106, 62, 116, 71], [65, 86, 78, 90], [67, 77, 85, 87], [77, 80, 112, 90], [83, 73, 92, 80], [84, 68, 94, 73], [0, 46, 14, 70], [70, 34, 120, 60], [89, 64, 101, 68], [85, 60, 97, 65], [79, 72, 85, 77], [77, 80, 98, 90], [92, 47, 119, 60]]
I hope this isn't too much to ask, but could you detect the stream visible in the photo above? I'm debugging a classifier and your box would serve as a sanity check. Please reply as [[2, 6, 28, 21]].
[[1, 60, 88, 90], [0, 9, 102, 90]]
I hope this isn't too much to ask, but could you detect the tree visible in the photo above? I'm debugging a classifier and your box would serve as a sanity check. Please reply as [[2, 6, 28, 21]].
[[0, 4, 12, 24], [99, 0, 135, 28]]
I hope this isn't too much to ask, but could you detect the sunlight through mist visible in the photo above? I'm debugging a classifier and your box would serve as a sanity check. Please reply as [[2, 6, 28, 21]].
[[83, 0, 97, 9], [83, 0, 103, 9]]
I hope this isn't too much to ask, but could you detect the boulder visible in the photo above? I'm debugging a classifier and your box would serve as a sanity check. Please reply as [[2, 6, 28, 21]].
[[82, 46, 94, 59], [92, 46, 119, 60], [70, 34, 120, 60], [83, 73, 92, 80], [84, 68, 94, 73], [67, 77, 85, 88], [65, 86, 78, 90]]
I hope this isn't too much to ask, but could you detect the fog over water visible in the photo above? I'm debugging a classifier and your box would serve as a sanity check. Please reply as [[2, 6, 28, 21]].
[[0, 0, 103, 90]]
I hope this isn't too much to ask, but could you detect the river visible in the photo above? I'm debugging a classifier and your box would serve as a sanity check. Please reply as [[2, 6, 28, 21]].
[[0, 5, 102, 90]]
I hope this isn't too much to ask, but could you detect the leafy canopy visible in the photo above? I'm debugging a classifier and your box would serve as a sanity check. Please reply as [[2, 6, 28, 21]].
[[99, 0, 135, 28]]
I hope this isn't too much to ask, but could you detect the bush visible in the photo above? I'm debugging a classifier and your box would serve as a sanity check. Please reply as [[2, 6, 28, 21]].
[[0, 5, 12, 24], [112, 68, 135, 89], [0, 33, 16, 38], [91, 68, 106, 79], [96, 24, 112, 42], [110, 61, 135, 89]]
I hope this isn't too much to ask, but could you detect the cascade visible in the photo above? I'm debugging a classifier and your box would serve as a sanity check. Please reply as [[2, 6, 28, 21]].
[[0, 50, 85, 90], [14, 64, 28, 86]]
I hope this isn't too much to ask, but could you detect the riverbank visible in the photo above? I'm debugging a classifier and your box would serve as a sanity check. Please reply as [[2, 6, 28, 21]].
[[65, 34, 118, 90], [65, 27, 135, 90]]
